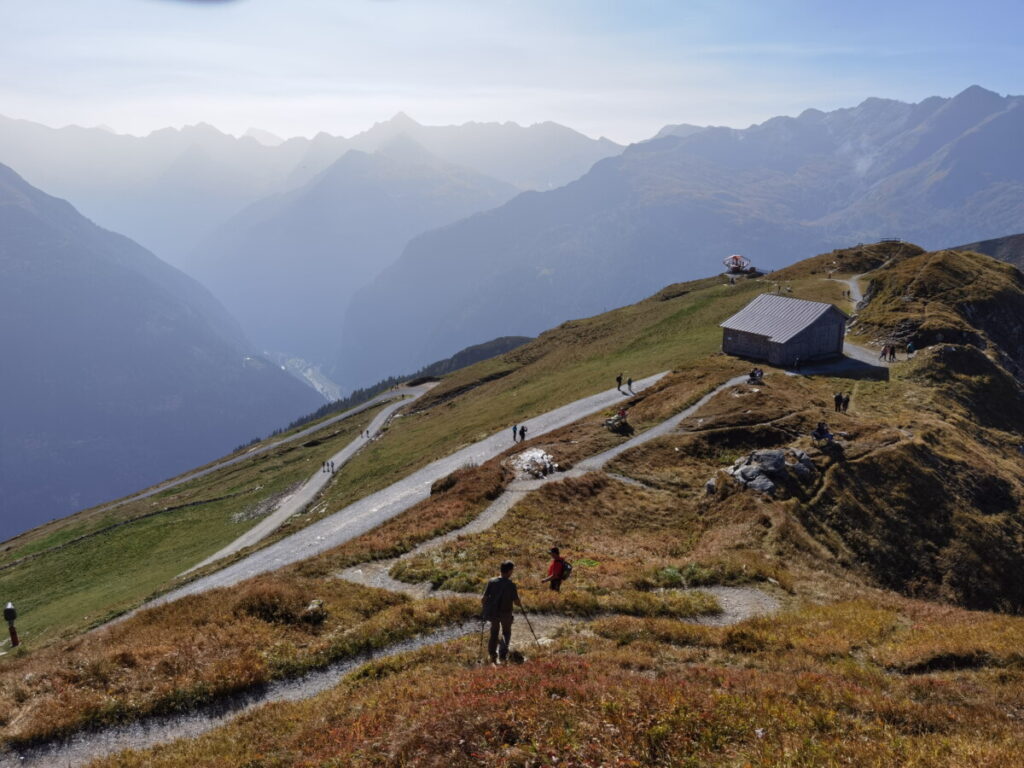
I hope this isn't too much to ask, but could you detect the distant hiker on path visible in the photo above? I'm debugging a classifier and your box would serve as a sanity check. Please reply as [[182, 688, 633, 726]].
[[519, 425, 527, 442], [481, 561, 521, 664], [627, 377, 634, 394], [615, 373, 623, 393], [512, 425, 518, 443], [879, 345, 889, 361], [907, 341, 916, 356], [888, 346, 897, 363], [541, 547, 569, 592], [330, 460, 335, 473], [841, 394, 850, 413], [834, 392, 843, 412]]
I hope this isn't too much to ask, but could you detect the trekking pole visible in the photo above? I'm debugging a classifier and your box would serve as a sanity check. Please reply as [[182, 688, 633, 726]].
[[519, 604, 541, 647]]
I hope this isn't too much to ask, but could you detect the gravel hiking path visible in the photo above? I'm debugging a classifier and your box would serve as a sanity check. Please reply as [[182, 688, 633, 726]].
[[339, 373, 754, 596], [185, 391, 425, 574], [91, 385, 433, 517], [0, 612, 587, 768], [2, 373, 785, 768], [146, 373, 669, 609]]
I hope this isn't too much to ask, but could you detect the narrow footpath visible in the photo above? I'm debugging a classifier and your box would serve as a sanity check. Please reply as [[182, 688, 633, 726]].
[[185, 390, 425, 573]]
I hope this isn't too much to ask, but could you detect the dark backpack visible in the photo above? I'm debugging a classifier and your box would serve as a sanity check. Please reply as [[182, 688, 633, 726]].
[[559, 559, 573, 580]]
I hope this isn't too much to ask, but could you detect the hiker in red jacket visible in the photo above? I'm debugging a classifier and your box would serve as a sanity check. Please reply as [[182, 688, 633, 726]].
[[541, 547, 568, 592]]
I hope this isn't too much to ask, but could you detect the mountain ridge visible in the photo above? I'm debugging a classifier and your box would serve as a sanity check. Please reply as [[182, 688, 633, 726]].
[[0, 165, 323, 539], [187, 139, 519, 363], [334, 85, 1024, 387], [0, 113, 621, 267]]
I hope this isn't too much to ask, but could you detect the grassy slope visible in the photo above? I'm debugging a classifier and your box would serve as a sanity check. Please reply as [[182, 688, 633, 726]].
[[5, 245, 1024, 765], [0, 270, 782, 650], [79, 246, 1024, 764], [0, 403, 386, 644], [94, 599, 1024, 768], [266, 272, 853, 541]]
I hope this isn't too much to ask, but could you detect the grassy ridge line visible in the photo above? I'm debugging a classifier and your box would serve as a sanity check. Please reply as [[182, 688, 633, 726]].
[[2, 272, 785, 646], [152, 278, 773, 589], [274, 276, 776, 538]]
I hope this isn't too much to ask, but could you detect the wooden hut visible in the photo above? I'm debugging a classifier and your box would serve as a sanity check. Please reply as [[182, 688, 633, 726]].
[[720, 294, 847, 366]]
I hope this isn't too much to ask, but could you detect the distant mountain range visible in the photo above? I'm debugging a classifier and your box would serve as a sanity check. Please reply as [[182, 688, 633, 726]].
[[333, 86, 1024, 387], [0, 165, 323, 539], [186, 137, 518, 364], [0, 113, 621, 268]]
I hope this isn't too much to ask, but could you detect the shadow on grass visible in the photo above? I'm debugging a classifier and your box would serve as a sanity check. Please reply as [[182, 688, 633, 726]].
[[796, 355, 890, 382]]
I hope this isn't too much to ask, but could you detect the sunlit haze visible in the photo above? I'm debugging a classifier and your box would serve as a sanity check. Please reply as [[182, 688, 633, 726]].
[[2, 0, 1023, 141]]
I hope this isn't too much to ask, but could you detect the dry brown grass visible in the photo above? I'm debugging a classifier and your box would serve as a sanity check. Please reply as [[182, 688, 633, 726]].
[[92, 596, 1024, 768], [0, 576, 476, 747], [392, 472, 705, 593]]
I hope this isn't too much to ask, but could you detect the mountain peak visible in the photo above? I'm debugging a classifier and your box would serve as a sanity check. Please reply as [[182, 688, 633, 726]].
[[949, 84, 1005, 110], [386, 111, 420, 128], [955, 84, 1001, 99]]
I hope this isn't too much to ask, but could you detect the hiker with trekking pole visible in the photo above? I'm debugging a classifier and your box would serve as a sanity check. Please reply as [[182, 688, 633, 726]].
[[480, 561, 522, 665]]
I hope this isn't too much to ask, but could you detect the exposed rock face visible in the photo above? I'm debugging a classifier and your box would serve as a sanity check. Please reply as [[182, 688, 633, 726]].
[[719, 448, 818, 497]]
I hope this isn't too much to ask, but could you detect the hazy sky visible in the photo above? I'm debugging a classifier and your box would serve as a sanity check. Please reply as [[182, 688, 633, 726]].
[[2, 0, 1022, 143]]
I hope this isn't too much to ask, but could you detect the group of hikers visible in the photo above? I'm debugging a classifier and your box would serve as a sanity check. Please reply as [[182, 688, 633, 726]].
[[748, 368, 765, 384], [321, 460, 335, 474], [879, 341, 917, 362], [480, 547, 570, 664], [615, 373, 635, 394], [833, 392, 851, 413], [511, 424, 528, 443]]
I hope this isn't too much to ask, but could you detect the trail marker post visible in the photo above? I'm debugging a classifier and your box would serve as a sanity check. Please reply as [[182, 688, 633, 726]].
[[4, 602, 18, 647]]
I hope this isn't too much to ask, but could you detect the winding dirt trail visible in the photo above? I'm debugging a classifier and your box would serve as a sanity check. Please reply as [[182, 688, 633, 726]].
[[0, 373, 785, 768]]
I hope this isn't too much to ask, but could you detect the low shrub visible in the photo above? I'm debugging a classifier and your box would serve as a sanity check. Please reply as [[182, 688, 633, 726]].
[[232, 583, 308, 625]]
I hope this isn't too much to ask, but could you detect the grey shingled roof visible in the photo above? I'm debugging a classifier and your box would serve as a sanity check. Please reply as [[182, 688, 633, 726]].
[[720, 294, 847, 343]]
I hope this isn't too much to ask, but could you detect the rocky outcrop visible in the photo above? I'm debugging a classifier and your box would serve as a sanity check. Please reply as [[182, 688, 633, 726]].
[[709, 448, 818, 498]]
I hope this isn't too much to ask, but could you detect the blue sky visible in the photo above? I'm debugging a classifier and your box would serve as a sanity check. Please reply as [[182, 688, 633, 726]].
[[1, 0, 1021, 142]]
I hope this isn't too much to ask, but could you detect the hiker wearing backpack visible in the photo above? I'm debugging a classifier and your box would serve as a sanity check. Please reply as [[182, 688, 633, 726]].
[[541, 547, 571, 592], [481, 561, 522, 664]]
